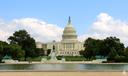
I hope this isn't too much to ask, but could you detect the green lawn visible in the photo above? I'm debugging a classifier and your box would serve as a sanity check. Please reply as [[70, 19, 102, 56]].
[[19, 56, 87, 61]]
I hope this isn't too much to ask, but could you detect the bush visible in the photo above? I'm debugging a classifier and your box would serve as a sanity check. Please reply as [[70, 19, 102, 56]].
[[57, 56, 86, 61], [114, 56, 128, 62]]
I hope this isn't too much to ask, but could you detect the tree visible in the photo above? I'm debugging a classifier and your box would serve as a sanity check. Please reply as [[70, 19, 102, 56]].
[[0, 41, 8, 61], [3, 44, 25, 60], [35, 48, 44, 57], [79, 50, 84, 56], [83, 38, 99, 59], [46, 49, 51, 56], [8, 30, 36, 60], [103, 37, 124, 56], [124, 47, 128, 57], [107, 47, 118, 61], [82, 36, 125, 61], [10, 44, 24, 60]]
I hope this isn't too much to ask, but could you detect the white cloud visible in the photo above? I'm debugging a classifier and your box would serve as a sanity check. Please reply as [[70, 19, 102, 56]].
[[0, 18, 63, 43], [1, 13, 128, 46], [80, 13, 128, 46]]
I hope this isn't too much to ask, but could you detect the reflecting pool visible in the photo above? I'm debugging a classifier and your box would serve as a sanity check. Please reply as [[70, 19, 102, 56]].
[[0, 63, 128, 71]]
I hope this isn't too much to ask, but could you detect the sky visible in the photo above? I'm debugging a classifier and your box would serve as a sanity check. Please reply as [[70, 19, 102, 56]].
[[0, 0, 128, 46]]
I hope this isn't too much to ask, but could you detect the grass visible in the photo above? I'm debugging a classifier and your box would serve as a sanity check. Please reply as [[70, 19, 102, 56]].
[[57, 56, 87, 61], [19, 56, 87, 61]]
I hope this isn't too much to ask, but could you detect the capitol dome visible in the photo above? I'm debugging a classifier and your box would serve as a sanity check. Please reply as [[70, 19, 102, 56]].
[[36, 17, 84, 56], [62, 17, 78, 42]]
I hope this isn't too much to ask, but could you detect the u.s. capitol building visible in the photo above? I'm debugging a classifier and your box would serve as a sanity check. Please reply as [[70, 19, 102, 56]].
[[36, 17, 84, 56]]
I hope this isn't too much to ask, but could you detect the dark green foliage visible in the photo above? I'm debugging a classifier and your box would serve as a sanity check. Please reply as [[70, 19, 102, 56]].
[[8, 30, 36, 60], [124, 47, 128, 57], [103, 37, 124, 56], [79, 50, 84, 56], [114, 55, 127, 62], [0, 41, 8, 61], [0, 41, 25, 61], [83, 38, 103, 60], [82, 36, 125, 62], [64, 56, 86, 61], [46, 49, 51, 56], [114, 47, 128, 62], [35, 48, 44, 57], [57, 56, 86, 61], [3, 44, 25, 60], [107, 48, 118, 61]]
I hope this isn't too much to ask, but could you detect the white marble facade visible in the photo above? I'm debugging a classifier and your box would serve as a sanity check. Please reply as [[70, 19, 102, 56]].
[[36, 17, 84, 56]]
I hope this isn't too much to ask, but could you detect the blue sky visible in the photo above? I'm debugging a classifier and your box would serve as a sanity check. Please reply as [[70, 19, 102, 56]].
[[1, 0, 128, 46], [0, 0, 128, 35]]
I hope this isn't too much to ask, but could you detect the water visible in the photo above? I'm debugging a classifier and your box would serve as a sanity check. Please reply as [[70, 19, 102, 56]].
[[0, 63, 128, 71]]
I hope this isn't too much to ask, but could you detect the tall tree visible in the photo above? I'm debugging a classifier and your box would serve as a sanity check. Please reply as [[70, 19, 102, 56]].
[[35, 48, 44, 57], [103, 37, 124, 56], [124, 47, 128, 57], [47, 49, 51, 56], [107, 47, 118, 61], [83, 38, 99, 59], [8, 30, 36, 61], [3, 44, 25, 60], [82, 37, 124, 60], [0, 41, 8, 61]]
